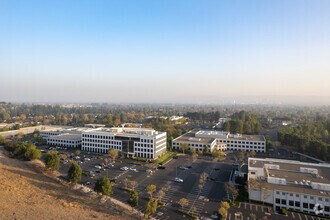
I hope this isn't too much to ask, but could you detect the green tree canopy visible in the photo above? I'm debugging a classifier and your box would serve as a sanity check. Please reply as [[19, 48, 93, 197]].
[[67, 161, 82, 183]]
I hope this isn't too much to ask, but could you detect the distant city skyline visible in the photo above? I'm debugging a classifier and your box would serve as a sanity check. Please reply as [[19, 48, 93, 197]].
[[1, 0, 330, 104]]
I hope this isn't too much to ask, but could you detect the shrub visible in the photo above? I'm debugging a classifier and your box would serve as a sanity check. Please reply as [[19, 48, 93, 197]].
[[24, 144, 41, 160], [67, 162, 82, 183], [281, 208, 288, 216], [94, 177, 113, 196], [44, 150, 60, 171]]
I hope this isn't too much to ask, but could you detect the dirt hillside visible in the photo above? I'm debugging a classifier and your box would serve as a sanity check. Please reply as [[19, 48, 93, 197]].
[[0, 147, 134, 220]]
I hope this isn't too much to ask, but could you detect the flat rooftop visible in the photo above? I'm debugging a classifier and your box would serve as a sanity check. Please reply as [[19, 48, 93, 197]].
[[229, 134, 266, 142], [249, 158, 330, 197], [48, 133, 81, 140], [175, 129, 265, 143], [83, 127, 164, 137], [173, 130, 216, 145]]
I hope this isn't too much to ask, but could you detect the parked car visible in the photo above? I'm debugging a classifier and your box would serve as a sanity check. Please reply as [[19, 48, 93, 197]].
[[157, 166, 166, 169], [175, 177, 183, 183], [129, 167, 137, 172], [121, 166, 129, 171], [95, 165, 102, 169], [179, 166, 188, 170]]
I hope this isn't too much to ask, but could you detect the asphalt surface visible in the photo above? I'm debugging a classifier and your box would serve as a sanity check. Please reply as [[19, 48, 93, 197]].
[[38, 146, 235, 220]]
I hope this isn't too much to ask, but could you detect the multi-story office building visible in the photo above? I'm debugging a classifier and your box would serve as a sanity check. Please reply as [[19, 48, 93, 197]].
[[81, 127, 167, 159], [248, 158, 330, 217], [40, 127, 90, 149], [46, 133, 82, 148], [172, 129, 266, 152]]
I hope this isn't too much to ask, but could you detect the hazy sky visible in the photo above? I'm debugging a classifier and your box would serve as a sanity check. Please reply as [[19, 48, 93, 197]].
[[1, 0, 330, 103]]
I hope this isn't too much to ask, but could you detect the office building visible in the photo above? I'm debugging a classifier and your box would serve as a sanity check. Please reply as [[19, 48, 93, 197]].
[[81, 127, 167, 159], [172, 129, 266, 152], [248, 158, 330, 217]]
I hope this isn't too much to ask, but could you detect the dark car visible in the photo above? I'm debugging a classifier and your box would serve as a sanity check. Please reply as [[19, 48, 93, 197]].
[[157, 166, 166, 170]]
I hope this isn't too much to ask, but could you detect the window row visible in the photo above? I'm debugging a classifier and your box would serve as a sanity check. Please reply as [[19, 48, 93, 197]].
[[82, 134, 114, 139], [218, 140, 265, 145], [134, 148, 153, 153]]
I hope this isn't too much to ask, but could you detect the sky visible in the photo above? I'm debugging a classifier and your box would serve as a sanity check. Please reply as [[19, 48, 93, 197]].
[[0, 0, 330, 104]]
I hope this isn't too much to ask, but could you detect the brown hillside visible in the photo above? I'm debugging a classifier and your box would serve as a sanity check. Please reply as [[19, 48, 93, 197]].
[[0, 148, 134, 220]]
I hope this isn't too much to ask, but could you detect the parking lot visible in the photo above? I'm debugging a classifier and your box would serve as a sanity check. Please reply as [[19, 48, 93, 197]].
[[228, 202, 328, 220], [37, 145, 234, 219]]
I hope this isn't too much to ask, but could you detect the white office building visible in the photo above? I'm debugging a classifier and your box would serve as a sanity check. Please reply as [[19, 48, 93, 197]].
[[248, 158, 330, 217], [172, 129, 266, 152], [81, 127, 167, 159], [40, 127, 91, 149]]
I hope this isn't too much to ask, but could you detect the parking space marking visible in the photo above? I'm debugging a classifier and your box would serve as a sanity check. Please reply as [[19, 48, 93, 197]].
[[298, 213, 302, 220], [228, 213, 231, 220], [244, 203, 247, 209], [304, 214, 308, 220], [292, 212, 295, 218]]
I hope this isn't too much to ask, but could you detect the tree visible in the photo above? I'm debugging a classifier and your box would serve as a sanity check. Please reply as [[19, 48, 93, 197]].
[[247, 150, 256, 158], [157, 189, 165, 202], [250, 213, 257, 220], [108, 149, 118, 162], [199, 172, 208, 190], [190, 148, 198, 160], [178, 198, 189, 210], [129, 180, 138, 191], [144, 198, 158, 217], [204, 145, 210, 154], [73, 149, 81, 156], [44, 150, 60, 171], [219, 207, 228, 220], [146, 184, 157, 198], [224, 183, 238, 202], [220, 201, 230, 210], [67, 162, 82, 183], [94, 177, 113, 196], [212, 149, 225, 161], [123, 178, 129, 190], [23, 143, 41, 160], [179, 143, 189, 154], [0, 135, 5, 145], [129, 190, 139, 207]]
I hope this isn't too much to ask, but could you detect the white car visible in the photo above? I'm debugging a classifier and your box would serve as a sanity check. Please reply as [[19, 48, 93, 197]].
[[129, 167, 137, 172], [107, 163, 114, 167], [84, 158, 91, 161], [175, 177, 183, 183], [95, 165, 102, 169], [121, 166, 129, 171]]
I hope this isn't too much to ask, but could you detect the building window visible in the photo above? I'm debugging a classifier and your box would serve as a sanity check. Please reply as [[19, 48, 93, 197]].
[[325, 206, 330, 212], [295, 201, 300, 207], [289, 201, 294, 206], [309, 204, 314, 210], [303, 203, 308, 209], [275, 199, 280, 204], [281, 199, 286, 205]]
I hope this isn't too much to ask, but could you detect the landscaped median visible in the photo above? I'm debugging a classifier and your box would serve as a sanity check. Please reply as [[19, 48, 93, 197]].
[[153, 151, 176, 165]]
